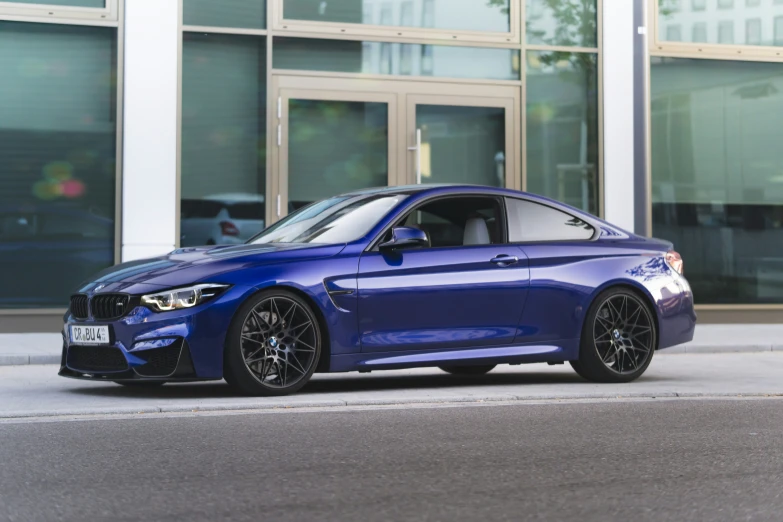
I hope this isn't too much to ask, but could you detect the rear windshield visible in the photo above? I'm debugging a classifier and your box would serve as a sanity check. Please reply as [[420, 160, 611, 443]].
[[181, 200, 223, 219], [227, 202, 264, 220]]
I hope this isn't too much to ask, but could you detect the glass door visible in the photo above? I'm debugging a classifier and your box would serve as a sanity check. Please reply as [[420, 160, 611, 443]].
[[405, 89, 518, 189], [272, 76, 398, 222]]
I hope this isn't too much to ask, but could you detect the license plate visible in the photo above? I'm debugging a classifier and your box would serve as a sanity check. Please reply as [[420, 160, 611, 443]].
[[69, 325, 110, 345]]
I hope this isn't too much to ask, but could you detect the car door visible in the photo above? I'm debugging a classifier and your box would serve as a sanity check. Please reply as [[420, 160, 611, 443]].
[[357, 195, 530, 353], [504, 197, 600, 344]]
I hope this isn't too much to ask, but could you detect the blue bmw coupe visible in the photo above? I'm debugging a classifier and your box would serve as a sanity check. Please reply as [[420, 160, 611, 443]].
[[60, 185, 696, 396]]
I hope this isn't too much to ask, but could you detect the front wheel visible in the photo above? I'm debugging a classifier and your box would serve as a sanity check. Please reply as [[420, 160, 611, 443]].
[[571, 288, 657, 383], [439, 365, 496, 376], [224, 289, 322, 396]]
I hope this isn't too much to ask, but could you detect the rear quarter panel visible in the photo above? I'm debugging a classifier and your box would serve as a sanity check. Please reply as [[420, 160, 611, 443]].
[[517, 240, 695, 356]]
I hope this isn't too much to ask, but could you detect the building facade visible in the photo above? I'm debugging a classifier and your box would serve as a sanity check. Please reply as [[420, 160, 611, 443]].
[[0, 0, 777, 332]]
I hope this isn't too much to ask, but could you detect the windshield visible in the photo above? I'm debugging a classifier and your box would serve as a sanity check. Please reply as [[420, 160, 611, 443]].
[[248, 194, 407, 245]]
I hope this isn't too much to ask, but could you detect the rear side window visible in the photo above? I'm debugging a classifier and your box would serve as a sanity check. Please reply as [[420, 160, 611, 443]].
[[505, 198, 594, 242]]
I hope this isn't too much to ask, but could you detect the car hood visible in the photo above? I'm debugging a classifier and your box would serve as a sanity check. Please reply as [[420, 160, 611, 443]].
[[77, 243, 346, 294]]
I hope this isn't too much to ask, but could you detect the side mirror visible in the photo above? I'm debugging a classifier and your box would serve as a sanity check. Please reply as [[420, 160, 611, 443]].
[[379, 226, 428, 251]]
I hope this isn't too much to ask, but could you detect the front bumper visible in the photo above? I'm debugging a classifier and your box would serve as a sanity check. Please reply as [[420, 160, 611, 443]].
[[59, 284, 255, 381]]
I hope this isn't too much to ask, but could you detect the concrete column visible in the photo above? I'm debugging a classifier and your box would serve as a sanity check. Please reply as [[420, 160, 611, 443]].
[[602, 0, 636, 232], [121, 0, 179, 261]]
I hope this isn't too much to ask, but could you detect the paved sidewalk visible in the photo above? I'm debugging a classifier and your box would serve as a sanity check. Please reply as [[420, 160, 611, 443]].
[[1, 324, 782, 366], [1, 352, 782, 419]]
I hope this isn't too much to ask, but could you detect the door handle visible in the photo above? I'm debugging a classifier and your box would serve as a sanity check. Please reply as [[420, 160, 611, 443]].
[[490, 255, 519, 266]]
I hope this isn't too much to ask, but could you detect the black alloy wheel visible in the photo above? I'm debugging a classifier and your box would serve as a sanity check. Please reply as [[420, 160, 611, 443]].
[[224, 289, 321, 396], [570, 288, 656, 383]]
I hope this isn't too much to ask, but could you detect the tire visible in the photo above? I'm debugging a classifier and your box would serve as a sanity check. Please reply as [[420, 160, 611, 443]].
[[114, 381, 165, 387], [570, 287, 657, 383], [224, 289, 322, 396], [439, 365, 496, 376]]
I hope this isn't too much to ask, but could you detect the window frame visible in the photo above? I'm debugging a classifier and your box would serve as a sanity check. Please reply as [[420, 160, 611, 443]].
[[272, 0, 520, 46], [0, 0, 118, 22], [367, 193, 510, 252], [503, 196, 600, 244], [650, 0, 783, 59]]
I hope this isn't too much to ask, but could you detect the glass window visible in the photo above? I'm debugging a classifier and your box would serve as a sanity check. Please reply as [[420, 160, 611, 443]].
[[666, 24, 682, 41], [526, 0, 597, 47], [718, 21, 734, 44], [506, 198, 594, 242], [415, 105, 506, 187], [250, 194, 407, 244], [746, 18, 761, 45], [718, 0, 733, 7], [287, 99, 388, 210], [273, 37, 520, 81], [180, 33, 267, 247], [660, 0, 783, 46], [651, 57, 783, 304], [525, 51, 599, 216], [394, 196, 503, 248], [692, 22, 707, 43], [2, 0, 104, 6], [183, 0, 266, 30], [282, 0, 510, 33], [0, 21, 117, 309], [775, 16, 783, 45]]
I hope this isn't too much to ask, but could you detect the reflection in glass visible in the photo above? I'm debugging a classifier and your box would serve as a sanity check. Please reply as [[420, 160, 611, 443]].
[[288, 100, 388, 210], [5, 0, 104, 6], [651, 57, 783, 304], [283, 0, 510, 33], [659, 0, 783, 46], [181, 33, 267, 247], [250, 194, 407, 244], [0, 22, 117, 308], [183, 0, 266, 29], [416, 105, 505, 187], [525, 51, 599, 215], [273, 37, 520, 81], [526, 0, 597, 48]]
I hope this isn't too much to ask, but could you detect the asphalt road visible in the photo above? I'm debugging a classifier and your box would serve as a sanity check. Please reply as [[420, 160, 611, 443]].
[[1, 398, 782, 522]]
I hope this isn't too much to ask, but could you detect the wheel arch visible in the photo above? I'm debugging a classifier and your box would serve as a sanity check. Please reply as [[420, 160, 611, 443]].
[[223, 283, 332, 376], [582, 280, 661, 349]]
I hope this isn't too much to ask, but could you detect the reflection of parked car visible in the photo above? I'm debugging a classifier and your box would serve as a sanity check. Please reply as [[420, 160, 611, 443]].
[[0, 205, 113, 308], [180, 194, 265, 246]]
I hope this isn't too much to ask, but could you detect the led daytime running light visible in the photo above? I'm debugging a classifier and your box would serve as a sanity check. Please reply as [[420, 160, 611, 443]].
[[141, 284, 228, 312]]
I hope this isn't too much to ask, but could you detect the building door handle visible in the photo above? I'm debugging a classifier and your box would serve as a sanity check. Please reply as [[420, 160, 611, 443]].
[[408, 128, 421, 184]]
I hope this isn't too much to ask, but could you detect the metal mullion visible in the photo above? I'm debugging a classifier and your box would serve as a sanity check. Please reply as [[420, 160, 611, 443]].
[[174, 0, 183, 249], [596, 0, 604, 219], [113, 0, 124, 264], [525, 44, 599, 53], [0, 13, 116, 26], [182, 25, 267, 36], [269, 29, 522, 50], [269, 69, 523, 87], [0, 0, 117, 22]]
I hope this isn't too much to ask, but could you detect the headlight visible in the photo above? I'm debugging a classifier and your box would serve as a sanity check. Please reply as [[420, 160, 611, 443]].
[[141, 284, 229, 312]]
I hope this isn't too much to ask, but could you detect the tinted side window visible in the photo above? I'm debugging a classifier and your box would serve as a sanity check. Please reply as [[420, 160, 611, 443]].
[[397, 196, 503, 248], [506, 198, 594, 242]]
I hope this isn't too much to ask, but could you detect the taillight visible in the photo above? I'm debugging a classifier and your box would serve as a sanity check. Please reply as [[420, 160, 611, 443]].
[[666, 250, 683, 275], [220, 221, 239, 236]]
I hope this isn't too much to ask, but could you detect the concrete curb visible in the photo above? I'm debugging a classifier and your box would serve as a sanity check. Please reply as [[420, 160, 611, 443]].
[[2, 345, 782, 366], [2, 391, 782, 420]]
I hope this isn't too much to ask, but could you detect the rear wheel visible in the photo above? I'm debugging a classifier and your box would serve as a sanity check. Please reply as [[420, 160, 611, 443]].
[[224, 289, 321, 396], [570, 288, 656, 383], [439, 365, 496, 376]]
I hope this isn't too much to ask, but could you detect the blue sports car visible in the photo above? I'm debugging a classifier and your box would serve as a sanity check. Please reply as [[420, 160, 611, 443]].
[[59, 185, 696, 396]]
